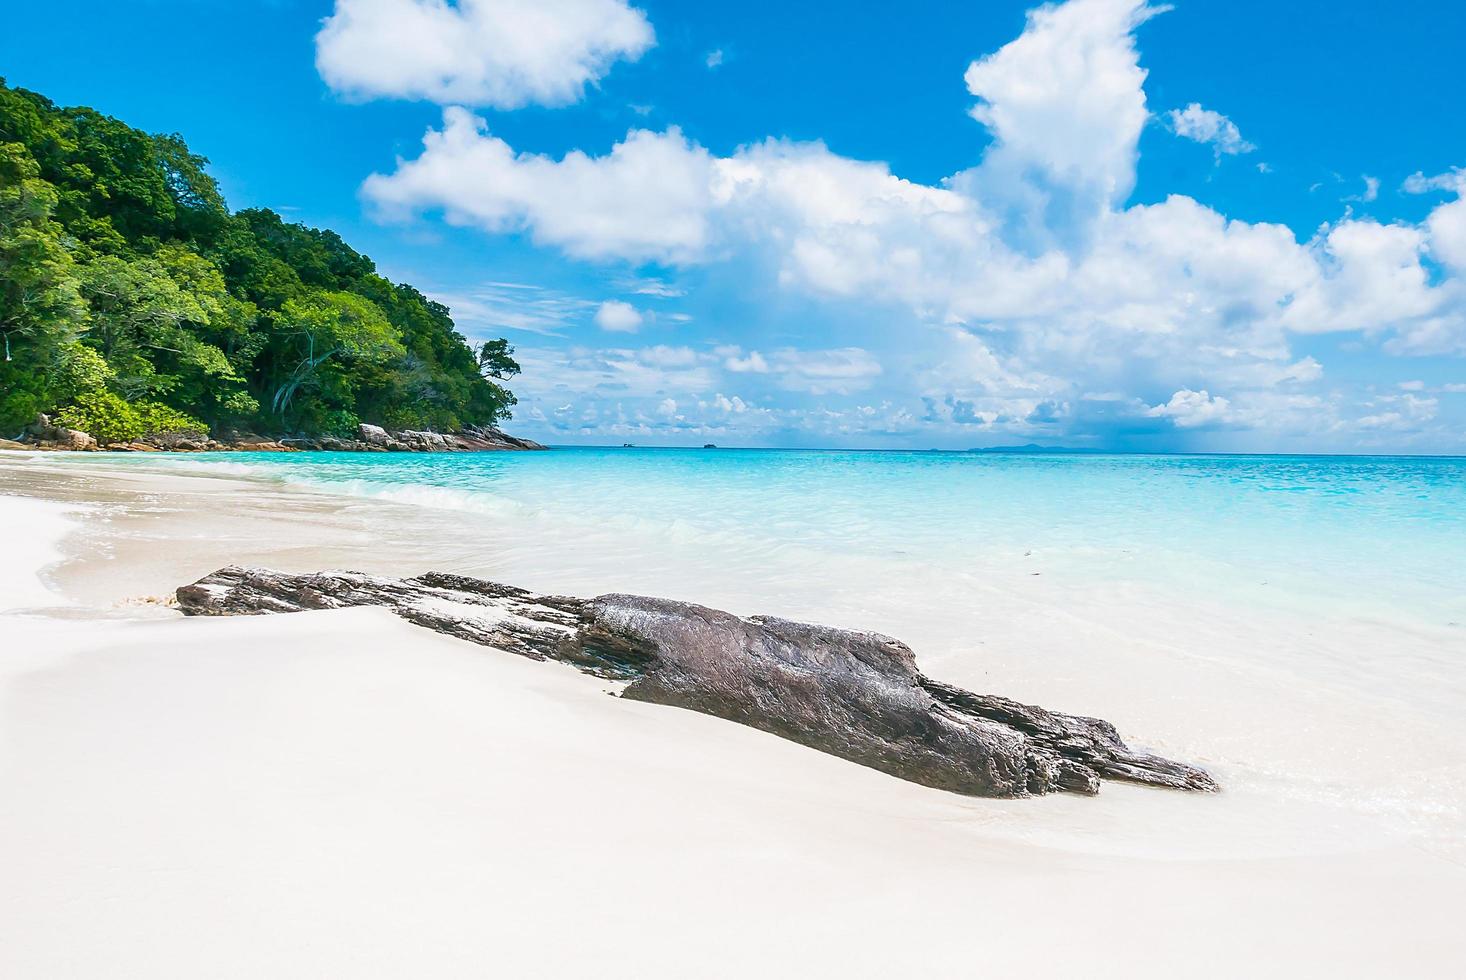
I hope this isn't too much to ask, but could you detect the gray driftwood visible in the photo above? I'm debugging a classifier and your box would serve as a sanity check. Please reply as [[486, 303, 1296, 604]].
[[176, 566, 1217, 798]]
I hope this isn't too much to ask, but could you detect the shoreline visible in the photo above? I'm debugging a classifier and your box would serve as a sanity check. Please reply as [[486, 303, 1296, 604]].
[[7, 419, 548, 455], [2, 452, 1465, 976]]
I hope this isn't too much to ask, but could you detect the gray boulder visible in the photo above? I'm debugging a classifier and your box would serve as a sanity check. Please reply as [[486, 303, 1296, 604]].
[[357, 423, 393, 447], [176, 566, 1217, 799]]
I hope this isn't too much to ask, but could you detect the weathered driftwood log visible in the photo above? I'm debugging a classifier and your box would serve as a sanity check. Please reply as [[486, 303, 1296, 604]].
[[176, 566, 1218, 798]]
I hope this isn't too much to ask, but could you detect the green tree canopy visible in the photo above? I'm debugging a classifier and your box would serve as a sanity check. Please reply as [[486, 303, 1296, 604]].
[[0, 78, 519, 439], [271, 290, 404, 419]]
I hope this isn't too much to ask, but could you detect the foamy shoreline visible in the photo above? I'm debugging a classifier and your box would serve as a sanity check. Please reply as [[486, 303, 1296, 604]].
[[2, 451, 1464, 977]]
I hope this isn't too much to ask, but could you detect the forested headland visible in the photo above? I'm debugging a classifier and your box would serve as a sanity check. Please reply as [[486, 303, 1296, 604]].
[[0, 79, 521, 445]]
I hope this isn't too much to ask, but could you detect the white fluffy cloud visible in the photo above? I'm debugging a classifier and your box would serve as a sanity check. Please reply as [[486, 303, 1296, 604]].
[[316, 0, 654, 108], [594, 299, 643, 332], [722, 349, 769, 373], [1407, 169, 1466, 273], [365, 112, 715, 262], [1167, 103, 1255, 158], [363, 0, 1466, 444], [959, 0, 1161, 248], [1147, 389, 1234, 428]]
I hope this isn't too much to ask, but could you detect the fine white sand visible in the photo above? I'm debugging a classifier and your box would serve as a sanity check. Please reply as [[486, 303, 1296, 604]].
[[2, 454, 1464, 977]]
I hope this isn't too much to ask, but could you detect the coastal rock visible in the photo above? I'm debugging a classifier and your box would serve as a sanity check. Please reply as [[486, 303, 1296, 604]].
[[58, 428, 97, 450], [452, 425, 548, 452], [21, 414, 97, 450], [397, 429, 449, 451], [176, 565, 1218, 799], [357, 423, 393, 447], [322, 422, 548, 453], [28, 429, 98, 450], [215, 432, 297, 452]]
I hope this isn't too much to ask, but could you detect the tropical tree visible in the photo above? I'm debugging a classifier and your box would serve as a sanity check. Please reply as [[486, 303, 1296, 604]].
[[270, 290, 403, 422], [477, 338, 521, 380], [0, 143, 86, 428], [78, 254, 209, 397]]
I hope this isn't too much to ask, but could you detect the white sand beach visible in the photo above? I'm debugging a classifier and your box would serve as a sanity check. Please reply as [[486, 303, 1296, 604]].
[[3, 450, 1465, 978]]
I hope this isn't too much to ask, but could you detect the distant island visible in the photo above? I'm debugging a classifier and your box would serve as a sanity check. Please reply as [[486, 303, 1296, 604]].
[[0, 79, 523, 451], [967, 444, 1107, 454]]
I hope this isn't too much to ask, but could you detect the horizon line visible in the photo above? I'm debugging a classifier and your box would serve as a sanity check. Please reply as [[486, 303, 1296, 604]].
[[537, 443, 1466, 460]]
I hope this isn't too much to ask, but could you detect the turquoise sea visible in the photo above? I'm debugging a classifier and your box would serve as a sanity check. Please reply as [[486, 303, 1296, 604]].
[[165, 447, 1466, 629]]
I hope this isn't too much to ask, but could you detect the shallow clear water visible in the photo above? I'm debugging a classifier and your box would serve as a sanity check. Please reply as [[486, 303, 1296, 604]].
[[139, 447, 1466, 629]]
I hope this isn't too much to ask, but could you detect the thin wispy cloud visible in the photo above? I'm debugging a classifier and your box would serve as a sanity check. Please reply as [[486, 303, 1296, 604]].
[[620, 276, 686, 298], [427, 282, 597, 339]]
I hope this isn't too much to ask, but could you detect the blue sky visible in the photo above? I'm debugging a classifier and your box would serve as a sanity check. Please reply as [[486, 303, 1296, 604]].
[[5, 0, 1466, 450]]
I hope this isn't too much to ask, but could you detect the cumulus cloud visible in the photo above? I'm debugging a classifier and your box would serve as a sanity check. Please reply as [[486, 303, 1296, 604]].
[[360, 0, 1466, 444], [1167, 103, 1255, 158], [365, 112, 715, 262], [594, 299, 643, 332], [1405, 170, 1466, 273], [960, 0, 1161, 248], [316, 0, 654, 108], [1147, 389, 1234, 427], [1428, 201, 1466, 273], [722, 349, 769, 373]]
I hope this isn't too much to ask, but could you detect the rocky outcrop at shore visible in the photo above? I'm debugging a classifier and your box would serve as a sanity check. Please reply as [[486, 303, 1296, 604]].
[[19, 416, 99, 451], [320, 423, 547, 453], [10, 417, 546, 453], [177, 565, 1219, 799]]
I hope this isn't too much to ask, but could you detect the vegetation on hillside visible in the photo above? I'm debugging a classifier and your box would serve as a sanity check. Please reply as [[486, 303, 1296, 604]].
[[0, 79, 519, 441]]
